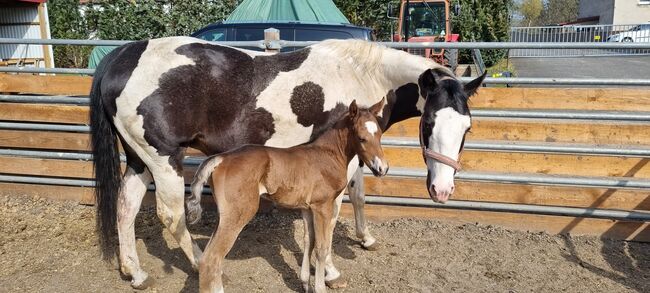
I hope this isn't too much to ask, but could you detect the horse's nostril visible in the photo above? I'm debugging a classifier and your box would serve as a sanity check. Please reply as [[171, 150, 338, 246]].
[[450, 185, 455, 193]]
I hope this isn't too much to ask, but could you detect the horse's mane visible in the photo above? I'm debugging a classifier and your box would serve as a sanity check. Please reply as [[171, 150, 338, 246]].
[[312, 39, 387, 75]]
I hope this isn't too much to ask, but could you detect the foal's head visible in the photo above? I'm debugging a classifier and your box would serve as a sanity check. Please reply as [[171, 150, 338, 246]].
[[418, 68, 486, 203], [346, 99, 388, 177]]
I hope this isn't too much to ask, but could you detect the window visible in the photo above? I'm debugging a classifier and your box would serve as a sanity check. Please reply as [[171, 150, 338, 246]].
[[196, 29, 226, 42], [295, 29, 353, 41]]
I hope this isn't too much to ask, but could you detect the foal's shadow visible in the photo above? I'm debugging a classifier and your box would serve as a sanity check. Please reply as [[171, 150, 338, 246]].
[[135, 204, 359, 292]]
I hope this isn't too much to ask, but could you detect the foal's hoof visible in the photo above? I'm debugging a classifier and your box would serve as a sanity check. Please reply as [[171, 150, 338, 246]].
[[362, 241, 381, 251], [325, 275, 348, 289], [131, 275, 155, 290]]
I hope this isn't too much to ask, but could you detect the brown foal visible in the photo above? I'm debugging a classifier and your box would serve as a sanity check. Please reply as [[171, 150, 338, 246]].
[[191, 99, 388, 293]]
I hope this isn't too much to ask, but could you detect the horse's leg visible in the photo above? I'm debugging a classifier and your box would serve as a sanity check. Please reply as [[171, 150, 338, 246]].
[[348, 167, 379, 250], [300, 209, 315, 292], [200, 185, 259, 293], [311, 203, 334, 293], [150, 159, 202, 271], [117, 166, 153, 289], [324, 192, 346, 289]]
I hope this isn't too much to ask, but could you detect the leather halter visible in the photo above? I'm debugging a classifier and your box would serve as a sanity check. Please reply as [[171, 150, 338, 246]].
[[418, 113, 463, 171]]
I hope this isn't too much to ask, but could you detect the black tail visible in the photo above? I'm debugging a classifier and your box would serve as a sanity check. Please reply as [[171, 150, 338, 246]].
[[89, 48, 123, 260]]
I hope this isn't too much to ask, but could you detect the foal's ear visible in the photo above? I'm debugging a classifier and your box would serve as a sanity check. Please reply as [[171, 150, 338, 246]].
[[464, 71, 487, 97], [369, 96, 385, 116], [348, 99, 359, 119]]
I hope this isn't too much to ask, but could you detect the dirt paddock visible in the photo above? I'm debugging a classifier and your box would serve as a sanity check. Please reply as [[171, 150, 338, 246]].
[[0, 194, 648, 293]]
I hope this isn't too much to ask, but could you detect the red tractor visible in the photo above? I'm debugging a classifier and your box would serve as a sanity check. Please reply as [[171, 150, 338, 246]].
[[389, 0, 459, 71]]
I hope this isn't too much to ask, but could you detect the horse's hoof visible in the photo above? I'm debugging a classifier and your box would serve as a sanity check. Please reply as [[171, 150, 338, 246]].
[[325, 275, 348, 289], [131, 275, 155, 290], [363, 241, 381, 251]]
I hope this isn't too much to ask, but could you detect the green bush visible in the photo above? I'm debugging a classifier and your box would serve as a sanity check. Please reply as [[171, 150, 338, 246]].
[[450, 0, 514, 67]]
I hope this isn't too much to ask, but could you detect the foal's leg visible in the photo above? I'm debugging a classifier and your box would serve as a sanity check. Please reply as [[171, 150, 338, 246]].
[[200, 188, 259, 293], [311, 203, 334, 293], [324, 192, 346, 289], [348, 167, 379, 250], [150, 161, 202, 270], [300, 209, 315, 292], [117, 166, 152, 289]]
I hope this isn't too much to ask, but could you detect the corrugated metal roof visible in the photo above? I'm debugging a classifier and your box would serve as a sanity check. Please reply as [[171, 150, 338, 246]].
[[0, 6, 45, 61]]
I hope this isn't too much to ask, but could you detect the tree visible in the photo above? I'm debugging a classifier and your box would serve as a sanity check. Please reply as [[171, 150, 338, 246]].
[[539, 0, 579, 25], [49, 0, 92, 68], [519, 0, 542, 26], [334, 0, 398, 41], [450, 0, 514, 66]]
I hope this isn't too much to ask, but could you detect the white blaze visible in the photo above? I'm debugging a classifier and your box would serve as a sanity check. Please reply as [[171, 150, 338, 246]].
[[364, 121, 378, 136]]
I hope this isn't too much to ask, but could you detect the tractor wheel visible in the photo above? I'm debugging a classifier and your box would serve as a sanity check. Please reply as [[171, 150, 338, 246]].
[[444, 48, 459, 74]]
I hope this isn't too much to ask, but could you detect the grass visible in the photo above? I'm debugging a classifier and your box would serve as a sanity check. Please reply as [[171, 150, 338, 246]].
[[486, 57, 517, 77]]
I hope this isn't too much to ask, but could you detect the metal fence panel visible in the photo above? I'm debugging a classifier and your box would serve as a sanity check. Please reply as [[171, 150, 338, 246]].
[[510, 24, 650, 57]]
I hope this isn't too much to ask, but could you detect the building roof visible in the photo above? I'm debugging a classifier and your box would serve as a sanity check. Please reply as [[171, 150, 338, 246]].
[[225, 0, 350, 24]]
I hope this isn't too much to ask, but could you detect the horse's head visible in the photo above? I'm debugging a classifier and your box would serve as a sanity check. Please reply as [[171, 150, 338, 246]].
[[418, 68, 486, 203], [347, 99, 389, 177]]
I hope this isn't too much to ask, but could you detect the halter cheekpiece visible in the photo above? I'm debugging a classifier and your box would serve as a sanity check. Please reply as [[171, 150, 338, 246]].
[[418, 113, 463, 171]]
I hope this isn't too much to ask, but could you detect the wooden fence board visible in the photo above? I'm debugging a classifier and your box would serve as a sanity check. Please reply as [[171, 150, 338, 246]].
[[473, 87, 650, 111], [339, 204, 650, 242], [0, 103, 88, 124], [0, 74, 91, 96], [363, 177, 650, 211], [0, 130, 89, 151], [384, 147, 650, 178], [385, 118, 650, 145]]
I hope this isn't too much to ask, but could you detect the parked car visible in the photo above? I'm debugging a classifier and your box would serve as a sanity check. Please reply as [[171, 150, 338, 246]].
[[191, 21, 373, 51], [607, 24, 650, 42]]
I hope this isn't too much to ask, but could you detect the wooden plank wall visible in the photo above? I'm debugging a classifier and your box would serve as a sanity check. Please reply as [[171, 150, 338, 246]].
[[1, 73, 649, 242]]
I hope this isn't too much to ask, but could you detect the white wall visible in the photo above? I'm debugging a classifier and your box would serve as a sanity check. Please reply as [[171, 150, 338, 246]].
[[613, 0, 650, 25]]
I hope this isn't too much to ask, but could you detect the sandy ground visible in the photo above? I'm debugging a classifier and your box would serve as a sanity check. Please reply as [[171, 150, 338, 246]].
[[0, 194, 648, 293]]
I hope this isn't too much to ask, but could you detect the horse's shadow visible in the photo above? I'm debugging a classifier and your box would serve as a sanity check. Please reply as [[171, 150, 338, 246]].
[[134, 204, 360, 292]]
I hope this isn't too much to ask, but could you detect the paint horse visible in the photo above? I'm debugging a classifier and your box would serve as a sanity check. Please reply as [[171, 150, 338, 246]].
[[192, 100, 387, 293], [89, 36, 486, 289]]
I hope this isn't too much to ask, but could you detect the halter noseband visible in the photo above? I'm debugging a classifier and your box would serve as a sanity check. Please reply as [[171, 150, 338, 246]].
[[418, 113, 463, 171]]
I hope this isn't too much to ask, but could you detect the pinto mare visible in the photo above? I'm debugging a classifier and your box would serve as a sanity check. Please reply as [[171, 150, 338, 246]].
[[192, 100, 387, 293], [89, 36, 486, 289]]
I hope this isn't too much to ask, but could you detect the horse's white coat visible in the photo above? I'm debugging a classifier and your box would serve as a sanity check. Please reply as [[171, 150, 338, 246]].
[[258, 39, 441, 148], [426, 107, 471, 200], [364, 121, 378, 136]]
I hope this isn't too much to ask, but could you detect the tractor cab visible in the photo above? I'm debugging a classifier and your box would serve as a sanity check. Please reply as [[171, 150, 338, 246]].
[[389, 0, 458, 67]]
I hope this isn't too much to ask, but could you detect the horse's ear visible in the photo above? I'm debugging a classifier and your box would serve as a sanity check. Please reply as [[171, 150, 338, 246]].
[[464, 71, 487, 97], [348, 99, 359, 119], [369, 96, 385, 116], [418, 69, 436, 89]]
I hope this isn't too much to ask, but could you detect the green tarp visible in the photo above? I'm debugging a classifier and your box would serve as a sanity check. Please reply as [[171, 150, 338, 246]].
[[88, 0, 349, 68], [226, 0, 349, 24], [88, 46, 117, 69]]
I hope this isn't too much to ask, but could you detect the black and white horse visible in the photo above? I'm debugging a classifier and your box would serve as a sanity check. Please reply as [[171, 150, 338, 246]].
[[89, 36, 485, 289]]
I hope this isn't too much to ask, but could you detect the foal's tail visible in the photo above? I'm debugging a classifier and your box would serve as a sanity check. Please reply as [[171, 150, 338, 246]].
[[188, 155, 224, 225], [89, 47, 123, 260]]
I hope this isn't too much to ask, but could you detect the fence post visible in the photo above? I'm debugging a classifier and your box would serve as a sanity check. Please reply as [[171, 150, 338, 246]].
[[264, 28, 281, 53]]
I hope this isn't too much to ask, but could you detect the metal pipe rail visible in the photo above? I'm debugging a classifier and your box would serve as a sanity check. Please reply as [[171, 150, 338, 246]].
[[4, 96, 650, 121], [2, 120, 650, 157], [4, 38, 650, 49], [382, 138, 650, 157], [0, 95, 89, 105], [0, 148, 648, 189], [0, 173, 648, 222], [3, 66, 649, 85], [373, 167, 650, 189]]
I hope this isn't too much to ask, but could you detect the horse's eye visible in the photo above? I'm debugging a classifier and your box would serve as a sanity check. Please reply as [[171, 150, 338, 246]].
[[359, 137, 367, 143]]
